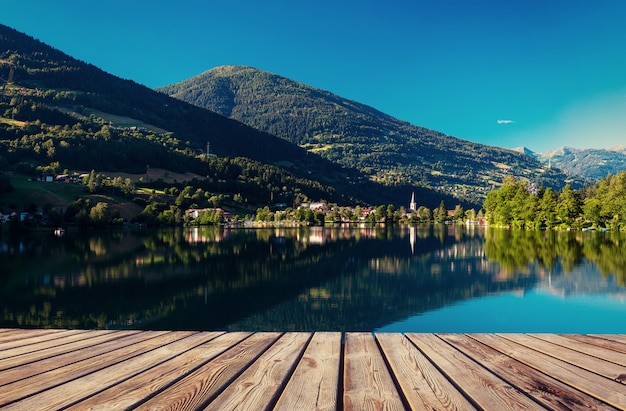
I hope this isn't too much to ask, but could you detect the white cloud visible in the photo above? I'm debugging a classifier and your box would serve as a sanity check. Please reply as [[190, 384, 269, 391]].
[[497, 119, 515, 125]]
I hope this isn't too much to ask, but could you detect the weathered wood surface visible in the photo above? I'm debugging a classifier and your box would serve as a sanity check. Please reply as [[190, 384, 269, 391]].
[[0, 329, 625, 410]]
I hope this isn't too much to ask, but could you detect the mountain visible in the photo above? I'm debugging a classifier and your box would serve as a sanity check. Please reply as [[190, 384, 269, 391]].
[[511, 146, 538, 158], [159, 66, 580, 203], [1, 23, 452, 209], [538, 146, 626, 181]]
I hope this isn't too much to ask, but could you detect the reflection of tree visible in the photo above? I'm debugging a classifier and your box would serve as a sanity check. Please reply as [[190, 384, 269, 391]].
[[3, 226, 624, 331], [0, 227, 363, 329], [484, 228, 625, 285], [581, 232, 626, 286], [484, 229, 558, 276]]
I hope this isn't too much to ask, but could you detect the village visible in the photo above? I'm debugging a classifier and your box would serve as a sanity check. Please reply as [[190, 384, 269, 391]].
[[0, 170, 482, 229]]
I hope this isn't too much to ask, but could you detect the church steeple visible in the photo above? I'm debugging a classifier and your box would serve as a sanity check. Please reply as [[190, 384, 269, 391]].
[[409, 192, 417, 212]]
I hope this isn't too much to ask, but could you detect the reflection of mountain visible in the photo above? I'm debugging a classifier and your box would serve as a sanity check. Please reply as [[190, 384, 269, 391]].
[[225, 229, 538, 331], [534, 261, 626, 297], [4, 226, 623, 331], [0, 226, 537, 331], [145, 226, 534, 331]]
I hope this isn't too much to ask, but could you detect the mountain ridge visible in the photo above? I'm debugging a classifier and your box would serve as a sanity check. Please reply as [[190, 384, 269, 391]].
[[159, 65, 580, 203], [0, 24, 464, 209], [513, 145, 626, 181]]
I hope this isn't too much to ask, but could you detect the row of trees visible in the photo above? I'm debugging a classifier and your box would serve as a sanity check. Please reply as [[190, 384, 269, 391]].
[[253, 201, 480, 226], [483, 173, 626, 230]]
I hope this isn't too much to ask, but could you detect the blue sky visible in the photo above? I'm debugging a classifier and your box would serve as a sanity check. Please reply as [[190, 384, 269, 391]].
[[3, 1, 626, 152]]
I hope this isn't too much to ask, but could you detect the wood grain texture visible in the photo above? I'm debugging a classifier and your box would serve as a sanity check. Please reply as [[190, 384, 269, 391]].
[[139, 332, 281, 410], [406, 333, 544, 410], [0, 330, 143, 373], [530, 333, 626, 366], [563, 334, 626, 355], [343, 332, 404, 411], [589, 334, 626, 345], [376, 333, 475, 410], [0, 329, 98, 360], [440, 333, 615, 411], [0, 329, 156, 384], [1, 330, 625, 410], [0, 329, 68, 347], [2, 331, 219, 411], [500, 333, 626, 382], [204, 332, 311, 411], [0, 331, 195, 408], [66, 332, 245, 410], [273, 332, 342, 411], [472, 333, 626, 409]]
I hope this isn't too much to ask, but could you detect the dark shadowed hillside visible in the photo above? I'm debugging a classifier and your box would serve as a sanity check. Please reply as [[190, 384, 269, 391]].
[[0, 24, 462, 208]]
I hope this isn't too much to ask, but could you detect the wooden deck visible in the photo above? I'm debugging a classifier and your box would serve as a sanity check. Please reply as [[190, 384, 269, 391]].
[[0, 329, 625, 410]]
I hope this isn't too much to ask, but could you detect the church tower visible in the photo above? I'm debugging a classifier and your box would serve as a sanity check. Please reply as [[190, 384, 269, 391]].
[[409, 192, 417, 212]]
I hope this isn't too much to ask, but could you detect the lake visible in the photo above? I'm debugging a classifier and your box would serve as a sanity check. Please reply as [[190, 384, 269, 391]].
[[1, 225, 625, 333]]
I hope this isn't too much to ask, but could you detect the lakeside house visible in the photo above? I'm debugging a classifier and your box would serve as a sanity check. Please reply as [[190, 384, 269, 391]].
[[186, 208, 233, 222]]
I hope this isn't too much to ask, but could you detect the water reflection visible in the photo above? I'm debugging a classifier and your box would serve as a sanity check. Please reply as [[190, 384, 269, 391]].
[[1, 225, 625, 331]]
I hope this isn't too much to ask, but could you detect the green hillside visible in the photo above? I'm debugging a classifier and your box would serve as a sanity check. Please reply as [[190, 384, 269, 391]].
[[160, 65, 581, 204], [1, 23, 457, 219]]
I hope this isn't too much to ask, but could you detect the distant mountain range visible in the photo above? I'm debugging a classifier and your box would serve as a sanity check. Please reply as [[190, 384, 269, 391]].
[[513, 146, 626, 181]]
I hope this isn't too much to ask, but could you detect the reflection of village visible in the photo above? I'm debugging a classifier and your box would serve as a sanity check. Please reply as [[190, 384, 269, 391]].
[[3, 223, 626, 330], [185, 225, 386, 245]]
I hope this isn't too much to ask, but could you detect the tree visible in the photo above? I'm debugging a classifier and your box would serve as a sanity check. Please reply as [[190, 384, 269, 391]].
[[452, 205, 464, 222], [87, 169, 97, 193], [433, 200, 447, 223], [537, 188, 558, 229], [386, 204, 396, 222], [89, 202, 111, 227], [556, 184, 582, 227], [417, 205, 431, 222]]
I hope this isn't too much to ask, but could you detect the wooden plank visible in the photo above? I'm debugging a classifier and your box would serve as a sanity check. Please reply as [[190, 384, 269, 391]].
[[376, 333, 475, 410], [0, 330, 134, 372], [406, 333, 544, 410], [530, 333, 626, 366], [2, 331, 221, 410], [343, 332, 405, 411], [66, 331, 246, 410], [0, 329, 94, 359], [564, 334, 626, 355], [0, 331, 195, 407], [439, 333, 615, 411], [471, 333, 626, 409], [0, 329, 68, 346], [273, 332, 342, 411], [2, 330, 626, 410], [589, 334, 626, 345], [500, 334, 626, 382], [139, 332, 281, 410], [0, 330, 167, 385], [204, 332, 311, 411]]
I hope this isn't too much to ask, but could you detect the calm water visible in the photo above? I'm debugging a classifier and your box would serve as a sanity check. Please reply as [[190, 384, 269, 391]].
[[1, 225, 625, 333]]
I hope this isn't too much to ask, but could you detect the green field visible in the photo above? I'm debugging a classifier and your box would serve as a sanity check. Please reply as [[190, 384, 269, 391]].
[[2, 175, 84, 209], [1, 175, 143, 220]]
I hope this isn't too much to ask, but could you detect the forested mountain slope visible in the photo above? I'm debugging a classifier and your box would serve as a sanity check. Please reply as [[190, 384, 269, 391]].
[[159, 65, 580, 203], [1, 24, 456, 208]]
